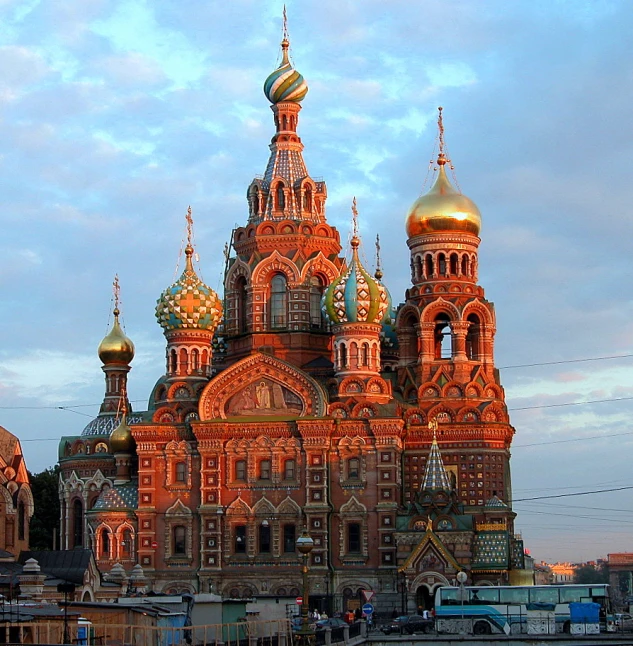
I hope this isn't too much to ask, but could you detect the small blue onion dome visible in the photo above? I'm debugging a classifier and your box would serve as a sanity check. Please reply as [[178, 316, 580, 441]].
[[156, 243, 222, 332], [323, 235, 391, 325], [264, 38, 308, 104]]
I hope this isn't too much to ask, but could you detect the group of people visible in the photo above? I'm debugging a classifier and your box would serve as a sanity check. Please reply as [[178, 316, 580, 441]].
[[308, 609, 328, 621]]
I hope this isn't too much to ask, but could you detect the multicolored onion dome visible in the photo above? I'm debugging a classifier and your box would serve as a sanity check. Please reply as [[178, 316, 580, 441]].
[[323, 236, 391, 325], [405, 154, 481, 238], [98, 308, 135, 365], [264, 38, 308, 104], [156, 244, 222, 332], [109, 413, 134, 454]]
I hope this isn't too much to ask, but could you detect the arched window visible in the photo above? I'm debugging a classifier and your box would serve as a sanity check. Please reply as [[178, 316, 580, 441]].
[[270, 274, 287, 328], [361, 343, 369, 367], [339, 343, 347, 368], [348, 458, 360, 480], [236, 276, 248, 333], [450, 253, 458, 275], [259, 523, 271, 553], [18, 501, 26, 541], [251, 189, 259, 217], [73, 499, 83, 548], [175, 461, 186, 482], [191, 349, 199, 372], [283, 524, 296, 553], [461, 255, 468, 276], [303, 186, 312, 211], [438, 253, 447, 276], [309, 275, 325, 328], [275, 183, 285, 211], [122, 528, 132, 557], [283, 459, 296, 481], [235, 525, 247, 553], [434, 314, 452, 359], [100, 527, 110, 558], [466, 314, 481, 360], [348, 523, 361, 553], [425, 254, 433, 278], [169, 349, 177, 373], [179, 348, 188, 375], [173, 525, 186, 555], [235, 460, 246, 481]]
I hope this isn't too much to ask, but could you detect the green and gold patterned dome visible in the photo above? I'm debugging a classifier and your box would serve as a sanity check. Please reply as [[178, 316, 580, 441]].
[[156, 243, 222, 333], [98, 308, 135, 365], [323, 202, 391, 326], [263, 37, 308, 104]]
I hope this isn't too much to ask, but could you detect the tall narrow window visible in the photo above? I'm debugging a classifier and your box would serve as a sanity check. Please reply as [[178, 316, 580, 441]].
[[276, 184, 285, 210], [348, 458, 360, 480], [235, 460, 246, 481], [361, 343, 369, 367], [425, 254, 434, 278], [236, 276, 248, 333], [283, 525, 296, 553], [259, 524, 271, 553], [303, 186, 312, 211], [235, 525, 247, 553], [438, 253, 447, 276], [450, 253, 458, 275], [173, 525, 186, 555], [101, 528, 110, 558], [284, 459, 296, 481], [434, 315, 452, 359], [18, 502, 26, 541], [309, 276, 325, 328], [466, 314, 481, 360], [73, 499, 84, 548], [259, 460, 271, 480], [175, 461, 186, 482], [270, 274, 287, 328], [348, 523, 361, 553], [122, 528, 132, 557]]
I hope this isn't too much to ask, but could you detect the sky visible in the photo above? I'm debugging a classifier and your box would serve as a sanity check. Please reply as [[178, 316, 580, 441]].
[[1, 0, 632, 564]]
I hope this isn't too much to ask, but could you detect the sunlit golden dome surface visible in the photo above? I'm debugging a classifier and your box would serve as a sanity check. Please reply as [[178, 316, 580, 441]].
[[405, 160, 481, 238], [98, 308, 135, 364], [110, 414, 134, 453]]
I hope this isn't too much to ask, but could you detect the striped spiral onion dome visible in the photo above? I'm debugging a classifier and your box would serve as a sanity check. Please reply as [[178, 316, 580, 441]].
[[263, 38, 308, 104]]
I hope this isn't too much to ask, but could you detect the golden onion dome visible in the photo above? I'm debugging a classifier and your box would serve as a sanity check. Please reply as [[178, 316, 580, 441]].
[[109, 413, 134, 454], [405, 155, 481, 238], [98, 308, 135, 365]]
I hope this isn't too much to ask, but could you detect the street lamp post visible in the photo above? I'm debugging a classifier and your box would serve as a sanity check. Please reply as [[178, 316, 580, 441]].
[[457, 571, 467, 621], [296, 528, 315, 646]]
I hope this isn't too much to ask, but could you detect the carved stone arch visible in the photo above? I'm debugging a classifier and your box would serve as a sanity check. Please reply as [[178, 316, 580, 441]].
[[339, 376, 364, 395], [225, 257, 252, 290], [152, 407, 177, 423], [246, 224, 256, 238], [338, 436, 366, 449], [161, 581, 196, 595], [0, 486, 14, 511], [16, 484, 34, 517], [443, 382, 463, 398], [276, 219, 298, 235], [366, 377, 387, 394], [225, 438, 249, 451], [457, 407, 481, 422], [420, 298, 460, 323], [461, 299, 494, 326], [410, 571, 451, 591], [465, 382, 483, 398], [251, 250, 300, 286], [419, 383, 440, 399], [65, 472, 84, 493], [165, 498, 193, 517], [276, 496, 302, 516], [395, 303, 420, 329], [315, 225, 330, 237], [334, 579, 372, 596], [480, 403, 507, 423], [255, 435, 275, 449], [199, 352, 327, 419], [351, 402, 378, 418], [484, 384, 503, 399], [427, 405, 454, 423], [300, 252, 340, 286], [260, 223, 275, 235], [226, 498, 252, 517], [404, 408, 426, 426], [328, 402, 350, 418], [340, 496, 367, 515], [253, 497, 276, 517]]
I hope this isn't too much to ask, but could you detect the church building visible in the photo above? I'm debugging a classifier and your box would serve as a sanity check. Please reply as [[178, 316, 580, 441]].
[[58, 27, 525, 613]]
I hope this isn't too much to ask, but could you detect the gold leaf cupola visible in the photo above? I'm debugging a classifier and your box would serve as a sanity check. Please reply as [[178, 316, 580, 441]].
[[405, 107, 481, 238], [98, 279, 135, 365]]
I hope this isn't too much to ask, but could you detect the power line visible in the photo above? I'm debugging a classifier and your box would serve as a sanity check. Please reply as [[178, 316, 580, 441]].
[[509, 396, 633, 412], [499, 353, 633, 370], [514, 430, 633, 448], [513, 485, 633, 502]]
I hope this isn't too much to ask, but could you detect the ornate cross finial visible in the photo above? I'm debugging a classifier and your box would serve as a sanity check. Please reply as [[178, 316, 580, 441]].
[[352, 196, 358, 237], [119, 381, 128, 417], [435, 106, 450, 167], [113, 274, 120, 315], [185, 205, 193, 247], [283, 4, 288, 41], [375, 234, 383, 280], [428, 417, 438, 437], [223, 241, 230, 263]]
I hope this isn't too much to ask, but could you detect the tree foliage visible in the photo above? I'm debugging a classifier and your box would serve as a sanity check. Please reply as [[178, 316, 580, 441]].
[[29, 466, 60, 550], [574, 563, 609, 584]]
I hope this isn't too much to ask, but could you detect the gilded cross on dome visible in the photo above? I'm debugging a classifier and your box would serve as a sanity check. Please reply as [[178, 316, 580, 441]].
[[113, 274, 120, 313], [186, 205, 193, 247], [428, 418, 438, 434]]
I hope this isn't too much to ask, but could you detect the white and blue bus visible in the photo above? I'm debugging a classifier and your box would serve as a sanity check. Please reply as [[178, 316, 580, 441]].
[[435, 584, 614, 635]]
